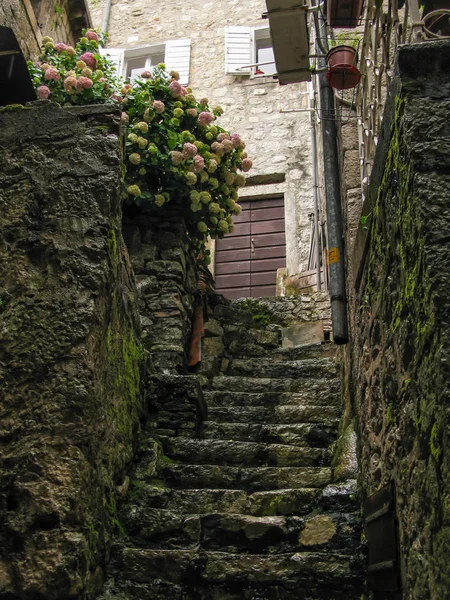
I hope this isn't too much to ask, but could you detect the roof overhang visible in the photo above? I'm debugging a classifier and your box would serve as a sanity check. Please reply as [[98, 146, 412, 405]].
[[265, 0, 311, 84]]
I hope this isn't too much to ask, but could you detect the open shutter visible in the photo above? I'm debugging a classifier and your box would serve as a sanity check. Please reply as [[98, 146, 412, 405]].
[[225, 26, 252, 75], [100, 47, 124, 78], [165, 38, 191, 85]]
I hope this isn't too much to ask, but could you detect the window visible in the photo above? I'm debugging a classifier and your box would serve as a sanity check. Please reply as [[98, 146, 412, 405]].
[[254, 28, 276, 76], [101, 38, 191, 85], [125, 48, 165, 80], [224, 26, 276, 77]]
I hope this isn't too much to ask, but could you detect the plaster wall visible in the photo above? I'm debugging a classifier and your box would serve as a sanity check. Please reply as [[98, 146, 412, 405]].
[[89, 0, 315, 277]]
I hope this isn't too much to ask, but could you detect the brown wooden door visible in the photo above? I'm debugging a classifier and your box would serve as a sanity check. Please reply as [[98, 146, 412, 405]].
[[215, 197, 286, 299]]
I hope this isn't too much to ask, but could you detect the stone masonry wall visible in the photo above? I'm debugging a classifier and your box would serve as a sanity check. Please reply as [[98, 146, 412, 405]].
[[1, 0, 90, 60], [0, 102, 143, 599], [89, 0, 315, 276], [347, 41, 450, 599], [122, 209, 198, 374]]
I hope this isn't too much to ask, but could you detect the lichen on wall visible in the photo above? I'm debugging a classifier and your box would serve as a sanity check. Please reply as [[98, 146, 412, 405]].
[[0, 102, 144, 599], [348, 41, 450, 599]]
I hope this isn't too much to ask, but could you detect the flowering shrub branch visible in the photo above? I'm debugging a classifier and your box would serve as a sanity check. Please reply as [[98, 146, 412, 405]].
[[28, 30, 253, 263]]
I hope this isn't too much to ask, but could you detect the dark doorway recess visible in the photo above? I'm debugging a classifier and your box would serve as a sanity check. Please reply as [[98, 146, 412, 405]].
[[215, 197, 286, 300], [364, 482, 403, 599]]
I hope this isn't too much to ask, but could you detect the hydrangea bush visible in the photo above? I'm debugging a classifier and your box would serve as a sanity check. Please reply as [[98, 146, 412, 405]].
[[28, 30, 252, 261]]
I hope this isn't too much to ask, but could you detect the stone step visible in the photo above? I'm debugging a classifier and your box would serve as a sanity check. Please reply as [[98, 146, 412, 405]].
[[204, 385, 341, 408], [206, 405, 340, 426], [158, 464, 332, 492], [121, 508, 361, 554], [113, 548, 364, 595], [124, 482, 360, 517], [222, 323, 281, 355], [127, 485, 321, 516], [271, 342, 336, 361], [212, 376, 340, 395], [202, 422, 338, 448], [99, 580, 361, 600], [160, 437, 331, 467], [224, 358, 337, 380]]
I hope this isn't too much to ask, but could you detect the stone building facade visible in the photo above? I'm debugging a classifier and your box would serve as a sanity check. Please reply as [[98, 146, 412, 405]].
[[88, 0, 316, 297], [1, 0, 92, 59]]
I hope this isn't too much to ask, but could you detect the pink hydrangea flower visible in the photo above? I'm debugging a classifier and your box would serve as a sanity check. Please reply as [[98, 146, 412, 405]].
[[242, 158, 253, 172], [181, 86, 188, 96], [170, 151, 184, 165], [55, 42, 68, 53], [76, 76, 93, 91], [79, 52, 97, 69], [217, 132, 230, 142], [186, 108, 198, 118], [86, 30, 99, 42], [141, 70, 153, 79], [198, 111, 214, 126], [222, 139, 234, 153], [121, 112, 129, 124], [230, 133, 242, 148], [211, 142, 225, 157], [193, 155, 205, 173], [63, 76, 77, 92], [153, 100, 165, 113], [182, 142, 198, 158], [37, 85, 51, 99], [168, 80, 183, 97], [44, 68, 60, 81]]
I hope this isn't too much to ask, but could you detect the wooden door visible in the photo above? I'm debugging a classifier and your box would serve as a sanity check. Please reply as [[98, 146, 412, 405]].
[[215, 197, 286, 299]]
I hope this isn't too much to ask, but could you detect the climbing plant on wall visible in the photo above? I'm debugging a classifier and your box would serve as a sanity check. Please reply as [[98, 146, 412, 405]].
[[28, 30, 252, 262]]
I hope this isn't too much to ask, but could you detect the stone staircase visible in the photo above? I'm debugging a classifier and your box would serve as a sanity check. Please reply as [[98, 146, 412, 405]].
[[99, 297, 364, 600]]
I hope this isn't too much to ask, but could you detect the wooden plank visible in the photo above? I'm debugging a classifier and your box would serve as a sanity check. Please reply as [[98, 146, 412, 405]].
[[233, 210, 251, 224], [251, 257, 286, 273], [251, 284, 276, 298], [251, 206, 285, 221], [216, 235, 250, 251], [215, 273, 251, 288], [250, 197, 284, 209], [215, 260, 251, 275], [215, 248, 252, 263], [252, 219, 285, 235], [251, 271, 277, 286], [231, 222, 251, 236], [252, 245, 286, 260], [251, 232, 286, 247]]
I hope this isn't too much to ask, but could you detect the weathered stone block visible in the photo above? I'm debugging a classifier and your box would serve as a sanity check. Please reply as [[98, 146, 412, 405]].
[[0, 103, 143, 599]]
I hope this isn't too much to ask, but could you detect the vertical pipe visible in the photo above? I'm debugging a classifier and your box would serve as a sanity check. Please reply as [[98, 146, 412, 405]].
[[315, 8, 349, 344], [101, 0, 113, 34], [309, 84, 322, 291]]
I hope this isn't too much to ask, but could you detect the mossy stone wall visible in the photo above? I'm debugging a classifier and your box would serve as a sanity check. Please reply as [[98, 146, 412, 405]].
[[348, 41, 450, 598], [0, 102, 144, 599]]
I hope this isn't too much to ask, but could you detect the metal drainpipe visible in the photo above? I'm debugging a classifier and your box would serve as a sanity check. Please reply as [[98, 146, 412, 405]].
[[309, 86, 322, 291], [314, 6, 349, 344], [101, 0, 113, 34]]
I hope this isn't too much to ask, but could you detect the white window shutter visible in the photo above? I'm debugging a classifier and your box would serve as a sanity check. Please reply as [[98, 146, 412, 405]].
[[100, 47, 124, 78], [225, 26, 251, 75], [165, 38, 191, 85]]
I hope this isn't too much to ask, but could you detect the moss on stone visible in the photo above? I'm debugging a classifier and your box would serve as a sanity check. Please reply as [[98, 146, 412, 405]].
[[236, 298, 273, 326]]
